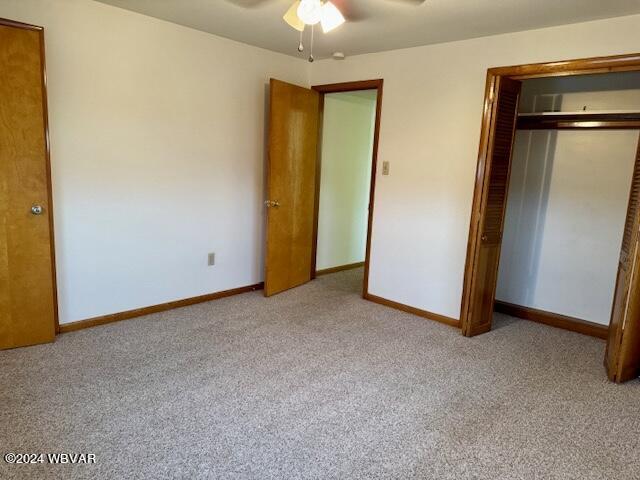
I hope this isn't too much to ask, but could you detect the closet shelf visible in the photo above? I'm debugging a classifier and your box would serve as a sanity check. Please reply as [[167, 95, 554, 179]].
[[517, 111, 640, 130]]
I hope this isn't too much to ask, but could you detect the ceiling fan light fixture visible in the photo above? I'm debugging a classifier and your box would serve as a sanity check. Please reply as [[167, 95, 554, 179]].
[[283, 1, 305, 32], [297, 0, 322, 25], [320, 1, 345, 33]]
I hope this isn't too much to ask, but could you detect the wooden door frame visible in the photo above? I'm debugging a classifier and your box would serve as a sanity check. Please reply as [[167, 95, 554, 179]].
[[1, 17, 59, 334], [460, 52, 640, 338], [310, 79, 383, 297]]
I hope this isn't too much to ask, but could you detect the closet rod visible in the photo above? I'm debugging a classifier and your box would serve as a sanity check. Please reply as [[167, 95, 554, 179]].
[[517, 112, 640, 130]]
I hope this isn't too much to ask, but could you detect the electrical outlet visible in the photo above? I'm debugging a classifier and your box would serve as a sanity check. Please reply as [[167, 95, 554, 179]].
[[382, 161, 390, 176], [208, 253, 215, 266]]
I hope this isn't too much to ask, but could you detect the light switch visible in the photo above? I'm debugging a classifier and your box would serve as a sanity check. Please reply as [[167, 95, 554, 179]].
[[382, 161, 390, 176]]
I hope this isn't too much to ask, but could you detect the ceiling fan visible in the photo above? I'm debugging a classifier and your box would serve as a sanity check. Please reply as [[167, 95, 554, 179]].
[[283, 1, 346, 34], [283, 0, 427, 29], [287, 0, 427, 61], [283, 0, 344, 61], [227, 0, 426, 62]]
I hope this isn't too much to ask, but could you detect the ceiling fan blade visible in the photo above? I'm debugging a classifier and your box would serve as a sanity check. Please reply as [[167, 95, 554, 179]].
[[283, 1, 304, 31], [330, 0, 425, 22], [330, 0, 370, 22]]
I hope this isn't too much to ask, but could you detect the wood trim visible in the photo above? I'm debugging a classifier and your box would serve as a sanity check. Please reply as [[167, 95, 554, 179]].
[[40, 25, 59, 335], [58, 283, 264, 333], [495, 301, 608, 339], [0, 17, 43, 31], [316, 261, 364, 276], [517, 112, 640, 130], [312, 79, 383, 94], [310, 93, 325, 280], [364, 84, 384, 298], [489, 52, 640, 79], [365, 293, 460, 328], [1, 18, 59, 334], [310, 79, 384, 299]]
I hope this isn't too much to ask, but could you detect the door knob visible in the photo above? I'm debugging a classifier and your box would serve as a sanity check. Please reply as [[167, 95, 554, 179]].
[[31, 205, 43, 215]]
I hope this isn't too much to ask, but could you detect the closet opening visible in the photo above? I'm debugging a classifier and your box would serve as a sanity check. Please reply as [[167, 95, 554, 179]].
[[496, 72, 640, 340], [460, 53, 640, 383]]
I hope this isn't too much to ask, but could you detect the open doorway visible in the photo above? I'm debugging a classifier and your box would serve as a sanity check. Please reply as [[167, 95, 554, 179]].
[[311, 88, 379, 295], [311, 80, 383, 297], [459, 53, 640, 383], [264, 79, 382, 298]]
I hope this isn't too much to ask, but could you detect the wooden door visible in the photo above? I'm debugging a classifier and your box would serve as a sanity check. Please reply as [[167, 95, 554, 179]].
[[605, 136, 640, 383], [265, 79, 320, 296], [0, 21, 57, 349], [461, 76, 522, 336]]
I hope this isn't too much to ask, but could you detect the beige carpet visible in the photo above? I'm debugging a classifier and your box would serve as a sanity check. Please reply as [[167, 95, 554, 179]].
[[1, 268, 639, 479]]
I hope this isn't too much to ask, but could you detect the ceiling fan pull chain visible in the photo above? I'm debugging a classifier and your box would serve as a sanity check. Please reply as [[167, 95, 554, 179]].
[[298, 27, 304, 52], [308, 24, 314, 62]]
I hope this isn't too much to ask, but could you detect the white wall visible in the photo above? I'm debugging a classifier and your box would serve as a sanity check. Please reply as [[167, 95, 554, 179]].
[[0, 0, 309, 324], [497, 129, 638, 325], [316, 91, 376, 271], [310, 14, 640, 319]]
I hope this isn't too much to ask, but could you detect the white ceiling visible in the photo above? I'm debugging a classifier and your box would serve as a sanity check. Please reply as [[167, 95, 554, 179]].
[[95, 0, 640, 59]]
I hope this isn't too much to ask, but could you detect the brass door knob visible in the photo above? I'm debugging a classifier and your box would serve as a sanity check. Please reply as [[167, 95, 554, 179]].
[[31, 205, 43, 215]]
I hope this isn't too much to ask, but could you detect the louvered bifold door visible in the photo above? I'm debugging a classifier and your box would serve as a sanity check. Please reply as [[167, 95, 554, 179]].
[[605, 136, 640, 383], [462, 77, 521, 337]]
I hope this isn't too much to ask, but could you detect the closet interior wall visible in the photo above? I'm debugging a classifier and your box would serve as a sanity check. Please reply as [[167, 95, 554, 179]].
[[496, 72, 640, 326]]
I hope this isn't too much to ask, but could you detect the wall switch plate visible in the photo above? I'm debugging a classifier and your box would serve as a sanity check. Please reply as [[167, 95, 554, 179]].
[[382, 161, 390, 176], [208, 253, 215, 266]]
